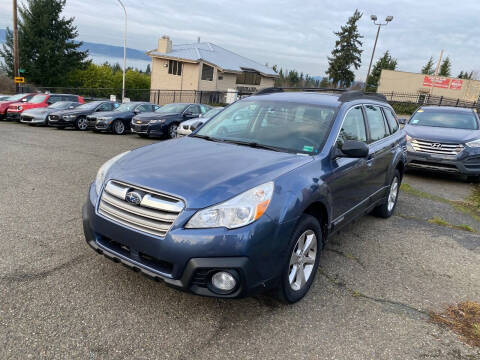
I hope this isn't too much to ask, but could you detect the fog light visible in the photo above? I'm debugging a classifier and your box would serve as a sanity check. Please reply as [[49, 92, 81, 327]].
[[211, 271, 237, 293]]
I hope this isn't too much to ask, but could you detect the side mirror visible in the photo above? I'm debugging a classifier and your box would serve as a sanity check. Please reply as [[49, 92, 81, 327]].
[[190, 121, 203, 131], [183, 112, 193, 118], [338, 140, 369, 158], [69, 106, 75, 109], [22, 98, 28, 102], [398, 118, 407, 125]]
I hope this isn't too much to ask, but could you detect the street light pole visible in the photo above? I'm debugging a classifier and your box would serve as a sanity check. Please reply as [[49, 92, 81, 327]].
[[364, 15, 393, 92], [116, 0, 127, 102], [12, 0, 20, 92]]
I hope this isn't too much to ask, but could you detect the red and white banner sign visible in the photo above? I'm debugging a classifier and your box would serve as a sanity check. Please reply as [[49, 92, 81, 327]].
[[449, 79, 463, 90], [423, 76, 450, 89]]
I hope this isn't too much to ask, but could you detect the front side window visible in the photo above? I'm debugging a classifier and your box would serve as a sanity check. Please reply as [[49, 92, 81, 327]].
[[115, 103, 137, 112], [196, 100, 336, 154], [156, 103, 189, 114], [337, 106, 367, 146], [168, 60, 182, 76], [135, 104, 151, 113], [48, 101, 72, 109], [384, 108, 399, 133], [186, 105, 201, 116], [29, 95, 48, 104], [409, 109, 478, 130], [201, 64, 214, 81], [97, 103, 112, 111], [365, 105, 389, 142]]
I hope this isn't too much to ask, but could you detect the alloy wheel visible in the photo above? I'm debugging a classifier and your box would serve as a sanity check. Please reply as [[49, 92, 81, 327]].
[[288, 230, 317, 291], [114, 121, 125, 134], [169, 124, 178, 138], [77, 118, 88, 130], [387, 177, 399, 212]]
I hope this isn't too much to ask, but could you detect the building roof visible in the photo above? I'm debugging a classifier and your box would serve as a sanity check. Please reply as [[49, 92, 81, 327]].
[[147, 42, 277, 77]]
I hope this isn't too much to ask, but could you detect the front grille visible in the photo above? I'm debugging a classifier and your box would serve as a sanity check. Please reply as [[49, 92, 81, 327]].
[[98, 180, 184, 237], [191, 269, 211, 287], [22, 116, 33, 122], [410, 138, 464, 156], [133, 124, 148, 132], [410, 160, 458, 171]]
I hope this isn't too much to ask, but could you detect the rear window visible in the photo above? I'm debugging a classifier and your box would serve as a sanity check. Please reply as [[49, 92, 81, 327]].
[[410, 109, 478, 130]]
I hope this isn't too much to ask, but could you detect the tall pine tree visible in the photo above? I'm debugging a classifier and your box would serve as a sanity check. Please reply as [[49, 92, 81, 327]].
[[421, 57, 435, 75], [365, 51, 397, 92], [0, 0, 88, 86], [326, 10, 363, 88], [438, 56, 452, 77]]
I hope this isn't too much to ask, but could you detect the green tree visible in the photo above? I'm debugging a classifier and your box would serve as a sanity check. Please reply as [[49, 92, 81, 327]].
[[326, 9, 363, 88], [421, 57, 435, 75], [145, 64, 151, 76], [366, 50, 397, 92], [0, 0, 88, 86], [319, 77, 330, 88], [438, 56, 451, 77], [0, 28, 14, 77], [458, 70, 473, 79]]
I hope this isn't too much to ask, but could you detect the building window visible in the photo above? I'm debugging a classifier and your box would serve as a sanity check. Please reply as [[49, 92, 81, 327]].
[[218, 73, 223, 81], [201, 64, 214, 81], [168, 60, 182, 76], [236, 72, 261, 85]]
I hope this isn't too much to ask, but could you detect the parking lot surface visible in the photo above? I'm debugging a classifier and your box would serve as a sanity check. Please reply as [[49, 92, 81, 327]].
[[1, 122, 479, 360]]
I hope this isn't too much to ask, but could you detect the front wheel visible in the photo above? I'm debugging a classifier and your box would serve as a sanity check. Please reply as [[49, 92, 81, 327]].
[[372, 170, 401, 218], [276, 214, 323, 304], [75, 116, 88, 131], [112, 120, 125, 135], [168, 123, 179, 139]]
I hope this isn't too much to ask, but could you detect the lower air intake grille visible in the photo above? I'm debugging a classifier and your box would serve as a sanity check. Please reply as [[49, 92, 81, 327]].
[[98, 180, 184, 237]]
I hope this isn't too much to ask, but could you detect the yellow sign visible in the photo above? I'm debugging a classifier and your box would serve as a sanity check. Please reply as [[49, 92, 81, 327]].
[[14, 77, 25, 84]]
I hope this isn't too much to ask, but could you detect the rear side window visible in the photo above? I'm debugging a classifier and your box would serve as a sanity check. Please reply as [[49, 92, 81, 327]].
[[337, 106, 367, 146], [365, 105, 389, 142], [384, 108, 399, 133], [97, 103, 112, 111]]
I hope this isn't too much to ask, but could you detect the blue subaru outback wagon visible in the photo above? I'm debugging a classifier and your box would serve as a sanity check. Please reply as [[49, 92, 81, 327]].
[[82, 89, 406, 303]]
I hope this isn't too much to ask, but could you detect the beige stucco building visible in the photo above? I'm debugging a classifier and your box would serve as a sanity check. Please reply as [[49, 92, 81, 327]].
[[147, 36, 277, 95], [378, 69, 480, 102]]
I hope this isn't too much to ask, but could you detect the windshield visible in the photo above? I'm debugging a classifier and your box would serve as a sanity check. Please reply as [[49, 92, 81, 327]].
[[29, 95, 48, 104], [156, 103, 188, 114], [48, 101, 74, 109], [203, 107, 223, 118], [6, 93, 27, 102], [115, 103, 137, 112], [196, 100, 336, 154], [410, 109, 478, 130], [76, 102, 100, 110]]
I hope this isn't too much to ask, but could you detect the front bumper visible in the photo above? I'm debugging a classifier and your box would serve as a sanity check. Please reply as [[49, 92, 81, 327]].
[[21, 115, 47, 124], [95, 121, 112, 131], [177, 127, 192, 137], [6, 111, 21, 121], [131, 122, 166, 136], [82, 182, 293, 298], [407, 147, 480, 175], [48, 117, 75, 127]]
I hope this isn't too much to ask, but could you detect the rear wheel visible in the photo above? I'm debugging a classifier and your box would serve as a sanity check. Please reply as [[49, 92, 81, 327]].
[[75, 116, 88, 131], [276, 214, 323, 304], [112, 120, 125, 135], [372, 170, 401, 218]]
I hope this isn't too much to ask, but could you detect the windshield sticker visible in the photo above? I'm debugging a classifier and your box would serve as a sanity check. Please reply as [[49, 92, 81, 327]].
[[417, 110, 424, 113], [411, 119, 419, 124], [303, 145, 314, 152]]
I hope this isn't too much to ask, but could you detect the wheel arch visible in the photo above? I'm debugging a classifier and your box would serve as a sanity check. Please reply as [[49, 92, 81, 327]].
[[303, 201, 329, 242]]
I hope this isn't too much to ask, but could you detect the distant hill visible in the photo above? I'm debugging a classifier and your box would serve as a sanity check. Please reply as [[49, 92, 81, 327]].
[[0, 28, 150, 69]]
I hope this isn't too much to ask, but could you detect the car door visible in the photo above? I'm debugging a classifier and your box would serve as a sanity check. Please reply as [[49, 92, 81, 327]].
[[364, 104, 394, 202], [326, 105, 371, 225]]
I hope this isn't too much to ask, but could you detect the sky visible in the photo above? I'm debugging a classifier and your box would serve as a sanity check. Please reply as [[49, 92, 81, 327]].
[[1, 0, 479, 80]]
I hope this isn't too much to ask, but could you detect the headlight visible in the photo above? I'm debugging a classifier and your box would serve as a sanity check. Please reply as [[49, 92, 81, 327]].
[[17, 106, 23, 111], [185, 182, 274, 229], [95, 151, 130, 195], [149, 119, 165, 124], [466, 139, 480, 148]]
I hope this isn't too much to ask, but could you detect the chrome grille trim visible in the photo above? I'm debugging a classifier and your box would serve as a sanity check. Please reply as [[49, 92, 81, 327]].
[[410, 138, 464, 156], [99, 180, 184, 237]]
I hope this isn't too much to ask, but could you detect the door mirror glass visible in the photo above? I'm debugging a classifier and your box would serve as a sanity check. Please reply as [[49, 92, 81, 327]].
[[339, 140, 369, 158], [398, 118, 407, 125]]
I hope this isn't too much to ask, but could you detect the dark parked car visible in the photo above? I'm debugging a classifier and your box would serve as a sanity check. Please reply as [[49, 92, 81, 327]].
[[131, 103, 211, 138], [402, 106, 480, 181], [87, 102, 159, 135], [21, 101, 80, 125], [83, 89, 406, 303], [177, 107, 224, 137], [0, 93, 36, 120], [48, 101, 119, 130]]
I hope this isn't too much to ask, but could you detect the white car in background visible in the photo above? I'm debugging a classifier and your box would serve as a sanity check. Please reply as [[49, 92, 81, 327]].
[[177, 107, 224, 137]]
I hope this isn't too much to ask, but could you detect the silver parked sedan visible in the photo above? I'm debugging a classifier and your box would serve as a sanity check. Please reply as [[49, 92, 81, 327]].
[[20, 101, 80, 125], [177, 107, 224, 137]]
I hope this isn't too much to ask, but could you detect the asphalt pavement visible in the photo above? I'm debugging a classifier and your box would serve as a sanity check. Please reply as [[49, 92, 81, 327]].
[[1, 122, 479, 360]]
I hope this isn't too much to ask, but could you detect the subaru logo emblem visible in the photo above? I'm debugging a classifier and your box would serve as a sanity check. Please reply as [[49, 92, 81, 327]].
[[125, 191, 142, 205], [431, 143, 442, 149]]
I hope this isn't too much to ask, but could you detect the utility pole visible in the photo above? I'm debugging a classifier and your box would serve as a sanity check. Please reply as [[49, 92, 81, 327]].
[[364, 15, 393, 92], [116, 0, 127, 103], [12, 0, 20, 92], [429, 49, 444, 96]]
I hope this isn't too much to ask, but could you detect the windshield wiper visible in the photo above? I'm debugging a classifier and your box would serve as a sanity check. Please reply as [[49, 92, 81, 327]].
[[190, 134, 224, 142], [221, 139, 292, 153]]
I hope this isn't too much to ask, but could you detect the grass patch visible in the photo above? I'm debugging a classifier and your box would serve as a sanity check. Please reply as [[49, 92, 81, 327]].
[[430, 301, 480, 347], [427, 217, 475, 233]]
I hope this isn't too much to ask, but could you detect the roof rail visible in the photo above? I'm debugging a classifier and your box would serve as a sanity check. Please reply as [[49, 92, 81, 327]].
[[253, 87, 346, 96], [338, 91, 387, 103], [254, 87, 284, 95]]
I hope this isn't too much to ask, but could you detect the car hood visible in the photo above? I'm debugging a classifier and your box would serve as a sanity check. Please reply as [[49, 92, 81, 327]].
[[95, 110, 132, 119], [57, 109, 89, 116], [405, 124, 480, 143], [133, 112, 179, 123], [107, 137, 312, 209], [181, 117, 204, 126]]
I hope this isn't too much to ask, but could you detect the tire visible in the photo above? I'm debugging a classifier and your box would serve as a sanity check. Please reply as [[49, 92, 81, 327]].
[[167, 123, 179, 139], [75, 116, 88, 131], [466, 175, 480, 183], [276, 214, 323, 304], [112, 119, 125, 135], [372, 170, 401, 218]]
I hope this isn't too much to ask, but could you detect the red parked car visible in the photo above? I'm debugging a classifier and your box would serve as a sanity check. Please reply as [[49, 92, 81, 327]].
[[6, 93, 85, 121], [0, 93, 36, 120]]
